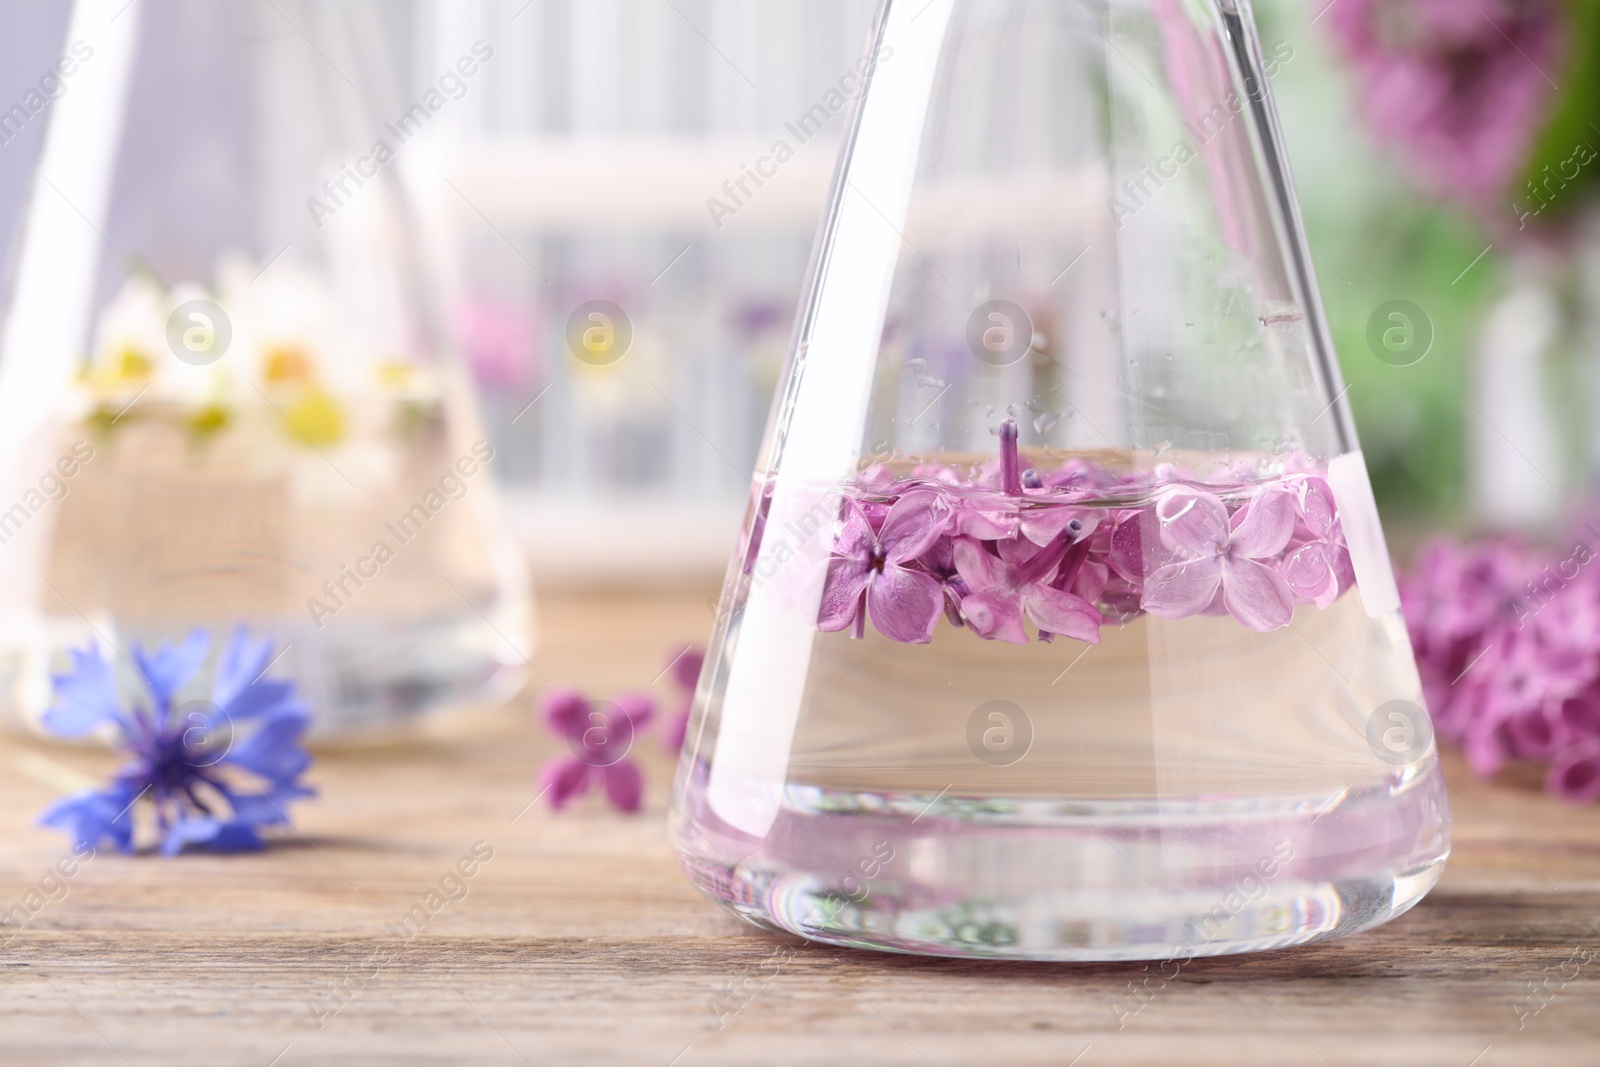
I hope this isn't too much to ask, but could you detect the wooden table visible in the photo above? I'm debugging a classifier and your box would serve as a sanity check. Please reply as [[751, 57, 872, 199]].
[[1, 587, 1597, 1066]]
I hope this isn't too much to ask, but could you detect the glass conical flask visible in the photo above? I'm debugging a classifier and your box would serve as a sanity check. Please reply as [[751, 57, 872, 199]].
[[670, 0, 1450, 960], [0, 0, 530, 738]]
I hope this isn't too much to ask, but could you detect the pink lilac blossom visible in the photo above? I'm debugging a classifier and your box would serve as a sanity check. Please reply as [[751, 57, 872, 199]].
[[811, 420, 1352, 647], [537, 688, 654, 812], [954, 533, 1103, 645], [1142, 484, 1297, 632], [1326, 0, 1566, 211], [1399, 526, 1600, 803], [456, 298, 539, 391], [816, 491, 951, 643]]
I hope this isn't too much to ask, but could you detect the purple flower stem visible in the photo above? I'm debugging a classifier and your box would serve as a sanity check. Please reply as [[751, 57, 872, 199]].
[[999, 419, 1022, 497]]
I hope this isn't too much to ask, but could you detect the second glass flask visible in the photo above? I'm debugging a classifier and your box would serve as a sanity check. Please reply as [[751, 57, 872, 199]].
[[0, 0, 530, 739], [670, 0, 1450, 960]]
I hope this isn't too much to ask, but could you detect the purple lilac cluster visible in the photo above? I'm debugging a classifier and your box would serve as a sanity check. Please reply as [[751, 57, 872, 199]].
[[538, 643, 705, 812], [1401, 530, 1600, 804], [1327, 0, 1565, 213], [816, 422, 1353, 646]]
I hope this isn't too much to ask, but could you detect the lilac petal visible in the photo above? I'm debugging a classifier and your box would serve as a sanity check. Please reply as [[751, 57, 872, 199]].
[[878, 491, 949, 563], [132, 630, 211, 709], [816, 557, 871, 632], [1101, 574, 1144, 621], [1557, 693, 1600, 738], [662, 706, 690, 754], [1154, 488, 1228, 556], [1546, 742, 1600, 804], [1142, 559, 1222, 619], [996, 530, 1067, 574], [1020, 507, 1097, 547], [952, 536, 1005, 594], [1284, 543, 1340, 609], [959, 591, 1029, 644], [1504, 708, 1561, 759], [1024, 586, 1102, 644], [603, 761, 644, 812], [1072, 560, 1109, 604], [669, 646, 705, 692], [1229, 486, 1296, 559], [866, 565, 943, 644], [1108, 511, 1148, 581], [541, 757, 590, 810], [997, 534, 1069, 592], [1220, 557, 1294, 632], [540, 687, 590, 736], [833, 497, 875, 563], [612, 692, 656, 732], [919, 535, 956, 579], [41, 645, 122, 737], [954, 504, 1018, 541], [1294, 477, 1338, 539]]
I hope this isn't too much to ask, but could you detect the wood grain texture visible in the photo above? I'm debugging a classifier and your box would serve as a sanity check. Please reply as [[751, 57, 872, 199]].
[[1, 587, 1597, 1066]]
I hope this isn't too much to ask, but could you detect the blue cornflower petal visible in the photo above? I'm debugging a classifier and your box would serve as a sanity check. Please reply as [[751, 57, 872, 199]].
[[38, 785, 139, 854], [160, 814, 267, 854], [223, 708, 312, 785], [221, 784, 317, 827], [41, 645, 123, 737], [132, 630, 210, 711], [211, 627, 275, 709], [209, 629, 297, 722], [203, 821, 266, 852], [160, 816, 217, 855], [218, 679, 298, 722]]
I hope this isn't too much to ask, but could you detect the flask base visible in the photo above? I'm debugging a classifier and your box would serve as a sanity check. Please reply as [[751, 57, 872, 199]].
[[673, 760, 1450, 961]]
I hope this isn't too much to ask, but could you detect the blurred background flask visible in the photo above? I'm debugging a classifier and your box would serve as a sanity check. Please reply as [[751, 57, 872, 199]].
[[671, 0, 1450, 960], [0, 0, 530, 738]]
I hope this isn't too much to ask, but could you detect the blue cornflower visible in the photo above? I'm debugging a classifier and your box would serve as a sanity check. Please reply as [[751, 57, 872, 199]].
[[38, 628, 315, 855]]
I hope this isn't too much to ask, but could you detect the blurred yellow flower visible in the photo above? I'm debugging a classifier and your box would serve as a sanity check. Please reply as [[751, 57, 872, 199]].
[[284, 387, 344, 447], [263, 345, 316, 386], [186, 402, 231, 438], [115, 345, 153, 381]]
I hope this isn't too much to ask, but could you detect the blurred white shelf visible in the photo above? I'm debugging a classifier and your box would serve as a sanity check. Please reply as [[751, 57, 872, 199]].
[[424, 136, 1110, 244], [509, 491, 744, 586], [428, 136, 839, 231]]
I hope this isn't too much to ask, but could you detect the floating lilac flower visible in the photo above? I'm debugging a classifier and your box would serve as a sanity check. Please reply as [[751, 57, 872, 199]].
[[538, 688, 653, 812], [817, 491, 948, 643], [955, 421, 1090, 546], [909, 535, 969, 629], [1142, 485, 1296, 631], [1283, 477, 1353, 610], [954, 533, 1102, 645], [38, 628, 314, 855], [802, 424, 1352, 649]]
